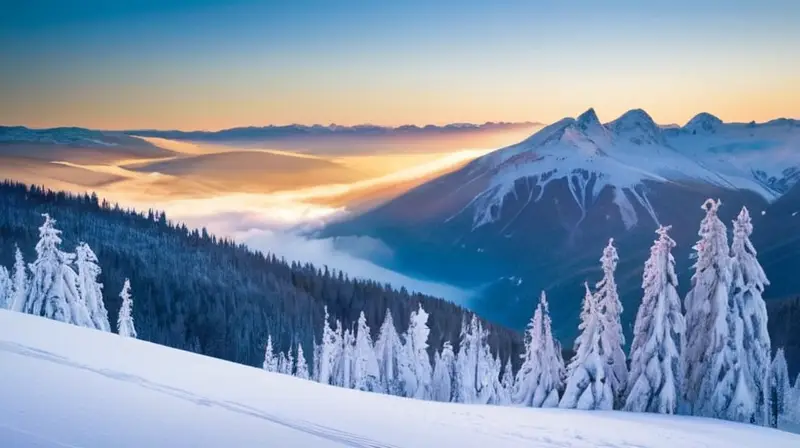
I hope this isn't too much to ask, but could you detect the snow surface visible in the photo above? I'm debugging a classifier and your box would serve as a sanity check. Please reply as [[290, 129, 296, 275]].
[[1, 310, 798, 447], [458, 109, 800, 230]]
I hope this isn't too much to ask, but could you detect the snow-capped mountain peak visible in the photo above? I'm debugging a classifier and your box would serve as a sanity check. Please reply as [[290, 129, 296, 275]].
[[576, 108, 601, 130], [454, 108, 800, 232], [684, 112, 723, 133], [607, 109, 664, 146]]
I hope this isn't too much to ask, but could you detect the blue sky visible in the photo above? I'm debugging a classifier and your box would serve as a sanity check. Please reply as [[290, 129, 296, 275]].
[[1, 0, 798, 129]]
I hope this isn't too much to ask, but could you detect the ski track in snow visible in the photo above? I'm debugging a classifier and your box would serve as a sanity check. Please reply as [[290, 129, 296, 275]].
[[0, 340, 399, 448]]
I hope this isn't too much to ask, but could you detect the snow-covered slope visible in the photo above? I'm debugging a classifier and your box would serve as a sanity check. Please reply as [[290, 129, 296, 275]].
[[1, 310, 797, 447], [459, 109, 800, 231]]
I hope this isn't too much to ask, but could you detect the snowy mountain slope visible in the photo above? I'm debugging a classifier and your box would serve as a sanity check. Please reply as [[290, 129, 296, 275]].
[[457, 108, 798, 231], [1, 310, 798, 448]]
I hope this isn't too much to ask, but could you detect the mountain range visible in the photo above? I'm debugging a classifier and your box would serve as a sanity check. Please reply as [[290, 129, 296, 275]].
[[322, 108, 800, 342], [122, 121, 540, 142]]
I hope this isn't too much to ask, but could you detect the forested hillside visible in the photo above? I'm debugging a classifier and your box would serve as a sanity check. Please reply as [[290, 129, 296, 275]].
[[0, 181, 523, 369]]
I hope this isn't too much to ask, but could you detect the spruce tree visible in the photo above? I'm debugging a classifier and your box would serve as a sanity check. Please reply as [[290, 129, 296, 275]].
[[513, 291, 563, 407], [317, 307, 340, 385], [559, 283, 613, 410], [399, 304, 433, 400], [23, 214, 91, 327], [117, 278, 137, 338], [624, 225, 684, 414], [683, 199, 737, 418], [595, 238, 627, 404], [263, 335, 278, 372], [295, 343, 310, 380], [770, 348, 791, 424], [501, 357, 514, 404], [10, 245, 28, 313], [75, 242, 111, 332], [432, 342, 456, 402], [455, 315, 481, 403], [374, 310, 404, 395], [353, 311, 381, 392], [730, 207, 771, 424]]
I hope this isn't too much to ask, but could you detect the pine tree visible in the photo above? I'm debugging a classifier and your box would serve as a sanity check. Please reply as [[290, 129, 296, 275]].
[[277, 352, 289, 375], [399, 304, 433, 400], [117, 278, 137, 338], [683, 199, 736, 418], [559, 283, 613, 410], [501, 357, 514, 403], [0, 266, 11, 309], [374, 310, 404, 395], [595, 238, 627, 405], [23, 214, 91, 327], [455, 315, 481, 403], [475, 338, 501, 405], [513, 291, 564, 407], [488, 354, 509, 405], [730, 207, 772, 424], [10, 245, 28, 313], [317, 308, 343, 386], [431, 342, 456, 402], [353, 311, 381, 392], [624, 225, 684, 414], [283, 346, 295, 375], [263, 335, 278, 372], [770, 348, 791, 424], [75, 242, 111, 332], [341, 327, 355, 388], [295, 343, 310, 380]]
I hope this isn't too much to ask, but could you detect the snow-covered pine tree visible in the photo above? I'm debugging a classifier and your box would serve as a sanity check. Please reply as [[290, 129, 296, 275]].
[[399, 304, 433, 400], [263, 335, 278, 372], [0, 266, 10, 309], [340, 327, 355, 388], [559, 282, 613, 410], [770, 348, 791, 425], [10, 245, 28, 312], [473, 336, 501, 405], [374, 310, 404, 395], [431, 341, 456, 402], [277, 352, 289, 375], [283, 346, 295, 375], [514, 291, 565, 407], [513, 296, 544, 406], [455, 315, 481, 403], [730, 206, 772, 424], [117, 278, 137, 338], [683, 199, 737, 418], [595, 238, 627, 405], [353, 311, 381, 392], [317, 307, 342, 385], [75, 242, 111, 332], [501, 357, 514, 403], [23, 214, 92, 327], [295, 343, 310, 380], [624, 225, 684, 414], [489, 354, 510, 405]]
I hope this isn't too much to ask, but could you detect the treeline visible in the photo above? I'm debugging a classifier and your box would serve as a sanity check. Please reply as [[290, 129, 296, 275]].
[[0, 180, 522, 370]]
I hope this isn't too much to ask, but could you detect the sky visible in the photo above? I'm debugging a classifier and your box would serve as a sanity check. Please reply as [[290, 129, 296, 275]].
[[1, 0, 798, 130]]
